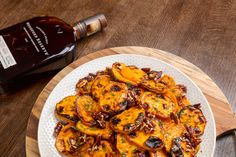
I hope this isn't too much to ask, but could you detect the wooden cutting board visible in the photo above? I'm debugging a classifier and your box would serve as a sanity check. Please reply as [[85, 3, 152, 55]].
[[25, 46, 236, 157]]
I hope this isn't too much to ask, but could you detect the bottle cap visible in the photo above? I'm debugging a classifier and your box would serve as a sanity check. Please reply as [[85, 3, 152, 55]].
[[73, 13, 107, 39]]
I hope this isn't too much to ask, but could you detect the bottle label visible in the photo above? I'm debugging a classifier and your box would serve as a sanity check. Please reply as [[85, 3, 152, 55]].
[[0, 35, 17, 69], [23, 22, 49, 56]]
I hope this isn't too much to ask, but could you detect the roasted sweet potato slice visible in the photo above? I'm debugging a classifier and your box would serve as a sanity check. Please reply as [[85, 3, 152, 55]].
[[76, 73, 96, 94], [99, 81, 129, 114], [110, 107, 145, 133], [91, 75, 111, 100], [112, 62, 147, 86], [179, 105, 206, 137], [170, 137, 196, 157], [75, 95, 100, 126], [149, 149, 167, 157], [140, 92, 178, 119], [76, 121, 113, 139], [161, 120, 186, 152], [117, 134, 146, 157], [55, 95, 79, 123], [141, 79, 166, 94], [55, 123, 85, 154], [126, 119, 164, 151]]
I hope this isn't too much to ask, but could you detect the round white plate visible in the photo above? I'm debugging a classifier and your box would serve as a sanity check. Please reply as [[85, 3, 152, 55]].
[[38, 54, 216, 157]]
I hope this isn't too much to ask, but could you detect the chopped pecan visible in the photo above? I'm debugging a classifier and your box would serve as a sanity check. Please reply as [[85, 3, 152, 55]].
[[171, 138, 184, 157], [199, 115, 206, 123], [92, 112, 109, 129], [193, 103, 201, 109], [54, 122, 64, 137], [132, 149, 147, 157], [123, 123, 137, 132], [76, 73, 95, 92], [184, 132, 202, 148], [148, 71, 163, 82], [77, 134, 87, 146], [141, 118, 156, 134], [141, 68, 151, 73], [170, 112, 179, 124], [68, 137, 78, 150], [176, 84, 187, 93]]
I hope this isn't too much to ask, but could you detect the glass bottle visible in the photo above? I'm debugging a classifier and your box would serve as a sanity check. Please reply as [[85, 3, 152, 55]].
[[0, 13, 107, 94]]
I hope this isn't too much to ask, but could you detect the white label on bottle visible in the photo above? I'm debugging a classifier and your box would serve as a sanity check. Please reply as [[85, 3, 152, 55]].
[[0, 35, 17, 69]]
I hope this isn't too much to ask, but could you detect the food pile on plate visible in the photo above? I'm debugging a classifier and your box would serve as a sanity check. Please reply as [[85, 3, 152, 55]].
[[53, 62, 207, 157]]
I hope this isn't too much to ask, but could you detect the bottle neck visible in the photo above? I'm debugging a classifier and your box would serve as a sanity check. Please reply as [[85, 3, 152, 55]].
[[73, 22, 87, 39], [73, 13, 107, 39]]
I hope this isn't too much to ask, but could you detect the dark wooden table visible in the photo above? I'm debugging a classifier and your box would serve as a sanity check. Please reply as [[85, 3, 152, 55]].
[[0, 0, 235, 156]]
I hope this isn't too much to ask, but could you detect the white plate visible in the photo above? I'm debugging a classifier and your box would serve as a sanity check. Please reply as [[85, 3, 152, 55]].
[[38, 54, 216, 157]]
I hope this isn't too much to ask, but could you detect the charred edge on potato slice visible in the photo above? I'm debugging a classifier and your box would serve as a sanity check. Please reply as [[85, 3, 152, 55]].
[[145, 136, 164, 149]]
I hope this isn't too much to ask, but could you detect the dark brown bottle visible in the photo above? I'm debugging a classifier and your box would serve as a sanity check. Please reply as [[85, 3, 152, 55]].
[[0, 14, 107, 94]]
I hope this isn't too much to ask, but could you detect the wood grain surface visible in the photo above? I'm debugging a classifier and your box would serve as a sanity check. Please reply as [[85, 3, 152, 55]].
[[26, 47, 236, 157], [0, 0, 236, 157]]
